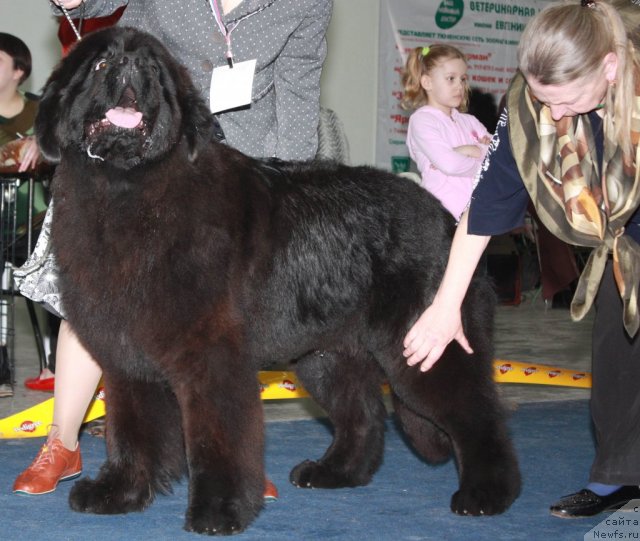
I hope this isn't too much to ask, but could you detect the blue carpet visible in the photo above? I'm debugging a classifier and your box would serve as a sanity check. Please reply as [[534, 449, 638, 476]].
[[0, 400, 608, 540]]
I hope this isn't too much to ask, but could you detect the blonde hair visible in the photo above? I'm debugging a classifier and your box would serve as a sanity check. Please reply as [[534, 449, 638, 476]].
[[400, 44, 469, 112], [517, 0, 640, 159]]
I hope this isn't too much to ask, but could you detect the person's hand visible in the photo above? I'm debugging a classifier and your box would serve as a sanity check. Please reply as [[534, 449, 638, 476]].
[[403, 297, 473, 372], [51, 0, 85, 8], [479, 134, 492, 145], [18, 137, 40, 172]]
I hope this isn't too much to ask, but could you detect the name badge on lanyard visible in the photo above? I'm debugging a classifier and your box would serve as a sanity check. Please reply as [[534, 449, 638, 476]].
[[210, 59, 257, 113], [208, 0, 257, 113]]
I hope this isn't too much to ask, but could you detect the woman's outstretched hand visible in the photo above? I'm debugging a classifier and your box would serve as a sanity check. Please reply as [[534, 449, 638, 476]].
[[402, 211, 488, 372], [402, 297, 473, 372]]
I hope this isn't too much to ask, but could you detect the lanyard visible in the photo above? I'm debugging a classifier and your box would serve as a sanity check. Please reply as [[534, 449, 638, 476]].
[[207, 1, 277, 69], [209, 0, 240, 68]]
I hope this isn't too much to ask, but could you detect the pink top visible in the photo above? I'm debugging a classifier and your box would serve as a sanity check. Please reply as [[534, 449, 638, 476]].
[[406, 105, 490, 220]]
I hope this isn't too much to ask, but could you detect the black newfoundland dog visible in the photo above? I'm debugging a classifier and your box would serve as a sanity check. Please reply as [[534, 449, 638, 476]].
[[35, 27, 520, 535]]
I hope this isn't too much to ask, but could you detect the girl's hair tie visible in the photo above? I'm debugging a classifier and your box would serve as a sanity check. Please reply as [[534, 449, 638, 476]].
[[421, 46, 430, 57], [581, 0, 596, 7]]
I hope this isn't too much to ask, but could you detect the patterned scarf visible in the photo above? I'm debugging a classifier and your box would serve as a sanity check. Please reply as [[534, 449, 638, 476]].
[[507, 72, 640, 336]]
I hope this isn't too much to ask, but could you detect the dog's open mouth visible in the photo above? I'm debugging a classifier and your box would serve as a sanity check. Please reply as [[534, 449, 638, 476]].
[[87, 86, 148, 138]]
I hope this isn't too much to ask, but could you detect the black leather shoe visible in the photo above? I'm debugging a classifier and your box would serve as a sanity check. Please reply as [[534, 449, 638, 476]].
[[550, 486, 640, 518]]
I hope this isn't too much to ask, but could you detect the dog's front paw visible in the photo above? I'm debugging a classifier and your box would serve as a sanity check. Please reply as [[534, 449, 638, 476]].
[[290, 459, 366, 489], [69, 476, 153, 514], [184, 497, 260, 536], [450, 479, 518, 516]]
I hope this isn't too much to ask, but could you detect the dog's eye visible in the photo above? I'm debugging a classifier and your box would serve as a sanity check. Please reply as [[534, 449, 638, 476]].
[[95, 59, 108, 71]]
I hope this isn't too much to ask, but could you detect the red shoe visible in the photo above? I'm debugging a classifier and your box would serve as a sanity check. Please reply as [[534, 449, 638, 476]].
[[13, 439, 82, 495], [24, 372, 55, 392], [264, 478, 279, 502]]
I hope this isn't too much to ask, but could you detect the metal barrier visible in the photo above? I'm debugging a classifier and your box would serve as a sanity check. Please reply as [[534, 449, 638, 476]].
[[0, 176, 18, 390], [0, 171, 51, 392]]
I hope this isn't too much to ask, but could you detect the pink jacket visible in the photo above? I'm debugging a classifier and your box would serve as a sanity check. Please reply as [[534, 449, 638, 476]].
[[406, 105, 490, 220]]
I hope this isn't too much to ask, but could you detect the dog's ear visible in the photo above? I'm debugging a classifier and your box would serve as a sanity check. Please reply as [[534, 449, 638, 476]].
[[35, 72, 64, 163], [183, 93, 216, 162], [176, 66, 216, 162]]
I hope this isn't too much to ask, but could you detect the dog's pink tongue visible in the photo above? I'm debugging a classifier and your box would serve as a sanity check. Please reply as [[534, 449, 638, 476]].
[[105, 107, 143, 129]]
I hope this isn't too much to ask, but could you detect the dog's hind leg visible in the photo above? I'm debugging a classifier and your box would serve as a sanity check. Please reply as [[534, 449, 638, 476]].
[[290, 349, 387, 489], [174, 347, 265, 536], [69, 373, 185, 514], [386, 345, 521, 516], [391, 393, 452, 464]]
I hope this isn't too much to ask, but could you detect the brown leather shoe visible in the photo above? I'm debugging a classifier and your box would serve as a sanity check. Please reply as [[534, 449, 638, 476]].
[[13, 439, 82, 495]]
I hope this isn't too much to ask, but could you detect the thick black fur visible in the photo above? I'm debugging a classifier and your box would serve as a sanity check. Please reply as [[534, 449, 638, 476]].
[[36, 27, 521, 535]]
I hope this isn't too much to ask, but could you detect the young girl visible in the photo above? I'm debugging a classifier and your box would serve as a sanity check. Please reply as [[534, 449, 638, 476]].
[[401, 44, 491, 221]]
